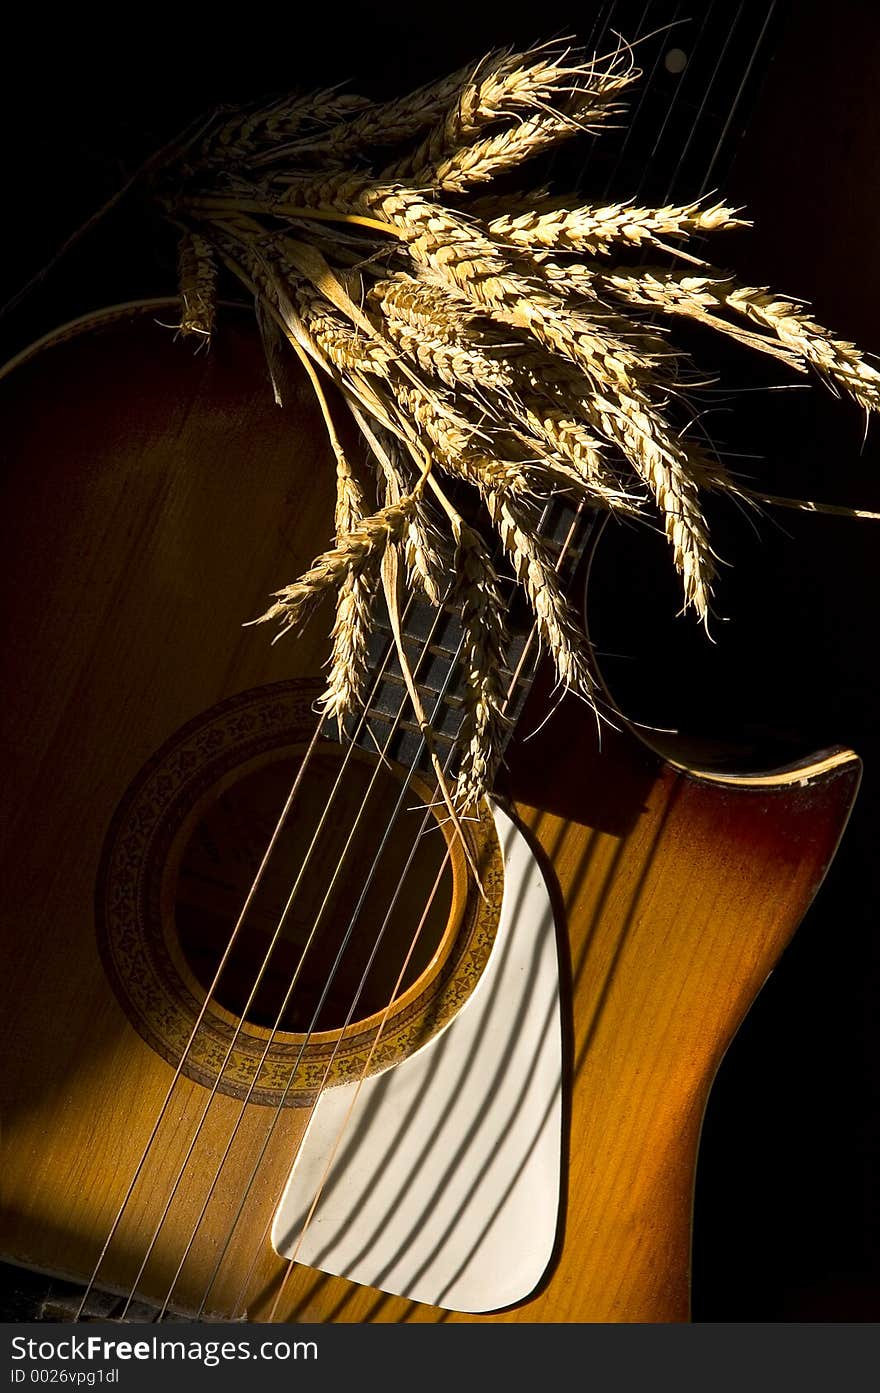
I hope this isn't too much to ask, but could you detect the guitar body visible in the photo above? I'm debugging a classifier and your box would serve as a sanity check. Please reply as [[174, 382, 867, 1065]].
[[0, 307, 860, 1322]]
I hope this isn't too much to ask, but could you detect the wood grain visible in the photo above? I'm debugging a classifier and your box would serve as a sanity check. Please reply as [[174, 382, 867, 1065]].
[[0, 310, 860, 1322]]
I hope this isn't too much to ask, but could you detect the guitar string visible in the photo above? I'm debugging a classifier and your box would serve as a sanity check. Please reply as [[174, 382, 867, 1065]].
[[82, 5, 774, 1320], [661, 0, 738, 207], [261, 852, 455, 1321], [258, 506, 588, 1323], [188, 606, 486, 1321], [73, 715, 324, 1321], [104, 376, 567, 1316], [230, 696, 472, 1322], [607, 2, 776, 573], [642, 4, 783, 527], [262, 754, 483, 1321], [268, 8, 781, 1327], [219, 514, 581, 1323], [600, 1, 680, 202], [171, 838, 446, 1323], [75, 583, 424, 1319], [698, 2, 778, 199], [173, 5, 763, 1320], [191, 499, 586, 1323], [643, 2, 719, 198], [117, 589, 461, 1320], [183, 5, 774, 1320], [253, 4, 782, 1323], [546, 1, 620, 194], [117, 600, 455, 1318]]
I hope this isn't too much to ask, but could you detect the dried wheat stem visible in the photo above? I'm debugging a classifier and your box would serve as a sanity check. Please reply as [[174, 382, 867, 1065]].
[[295, 282, 396, 378], [355, 191, 571, 361], [294, 281, 518, 498], [417, 473, 510, 808], [209, 223, 388, 499], [181, 195, 401, 240], [253, 295, 288, 405], [599, 267, 880, 411], [723, 284, 880, 412], [368, 274, 648, 511], [319, 567, 378, 725], [595, 267, 807, 369], [371, 274, 544, 408], [525, 258, 686, 371], [582, 379, 716, 618], [406, 64, 634, 193], [393, 381, 533, 492], [466, 289, 716, 611], [360, 188, 662, 390], [209, 229, 432, 508], [147, 38, 880, 839], [456, 290, 712, 598], [728, 489, 880, 521], [516, 397, 637, 504]]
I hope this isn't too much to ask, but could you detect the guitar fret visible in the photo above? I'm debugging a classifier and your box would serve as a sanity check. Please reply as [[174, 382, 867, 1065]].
[[321, 497, 599, 784], [351, 706, 458, 745], [368, 672, 470, 712]]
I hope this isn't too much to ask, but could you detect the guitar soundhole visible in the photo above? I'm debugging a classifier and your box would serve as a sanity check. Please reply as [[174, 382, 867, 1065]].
[[96, 680, 503, 1105], [172, 746, 454, 1032]]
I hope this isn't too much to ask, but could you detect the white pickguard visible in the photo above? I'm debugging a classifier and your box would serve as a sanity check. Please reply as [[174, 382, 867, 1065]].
[[271, 802, 563, 1313]]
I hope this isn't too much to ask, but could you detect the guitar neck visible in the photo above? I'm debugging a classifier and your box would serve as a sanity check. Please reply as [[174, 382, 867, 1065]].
[[333, 496, 600, 780]]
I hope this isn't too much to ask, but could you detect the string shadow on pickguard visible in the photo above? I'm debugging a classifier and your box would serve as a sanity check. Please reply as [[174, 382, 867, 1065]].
[[269, 787, 679, 1322], [264, 838, 561, 1317]]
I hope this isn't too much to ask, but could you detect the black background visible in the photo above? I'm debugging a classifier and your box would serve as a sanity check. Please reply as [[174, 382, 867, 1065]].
[[1, 0, 878, 1321]]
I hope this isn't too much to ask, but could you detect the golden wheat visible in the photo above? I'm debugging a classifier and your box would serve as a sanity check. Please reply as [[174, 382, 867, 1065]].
[[156, 40, 880, 807]]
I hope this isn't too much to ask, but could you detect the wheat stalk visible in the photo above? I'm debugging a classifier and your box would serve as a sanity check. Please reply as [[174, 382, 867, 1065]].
[[151, 39, 880, 814]]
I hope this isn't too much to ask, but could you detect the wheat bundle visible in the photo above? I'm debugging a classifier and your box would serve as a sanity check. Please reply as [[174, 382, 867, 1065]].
[[155, 38, 880, 809]]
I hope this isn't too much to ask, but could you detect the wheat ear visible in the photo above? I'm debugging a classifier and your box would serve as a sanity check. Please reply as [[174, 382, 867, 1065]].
[[317, 454, 378, 726], [483, 488, 596, 697], [487, 199, 746, 254], [252, 496, 418, 639], [177, 231, 217, 342], [447, 516, 511, 810]]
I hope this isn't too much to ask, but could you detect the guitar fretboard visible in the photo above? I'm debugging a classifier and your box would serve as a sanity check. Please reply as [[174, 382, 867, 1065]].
[[327, 496, 600, 781]]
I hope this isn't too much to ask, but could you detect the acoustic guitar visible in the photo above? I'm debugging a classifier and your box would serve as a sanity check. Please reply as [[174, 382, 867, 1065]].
[[0, 3, 874, 1324]]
